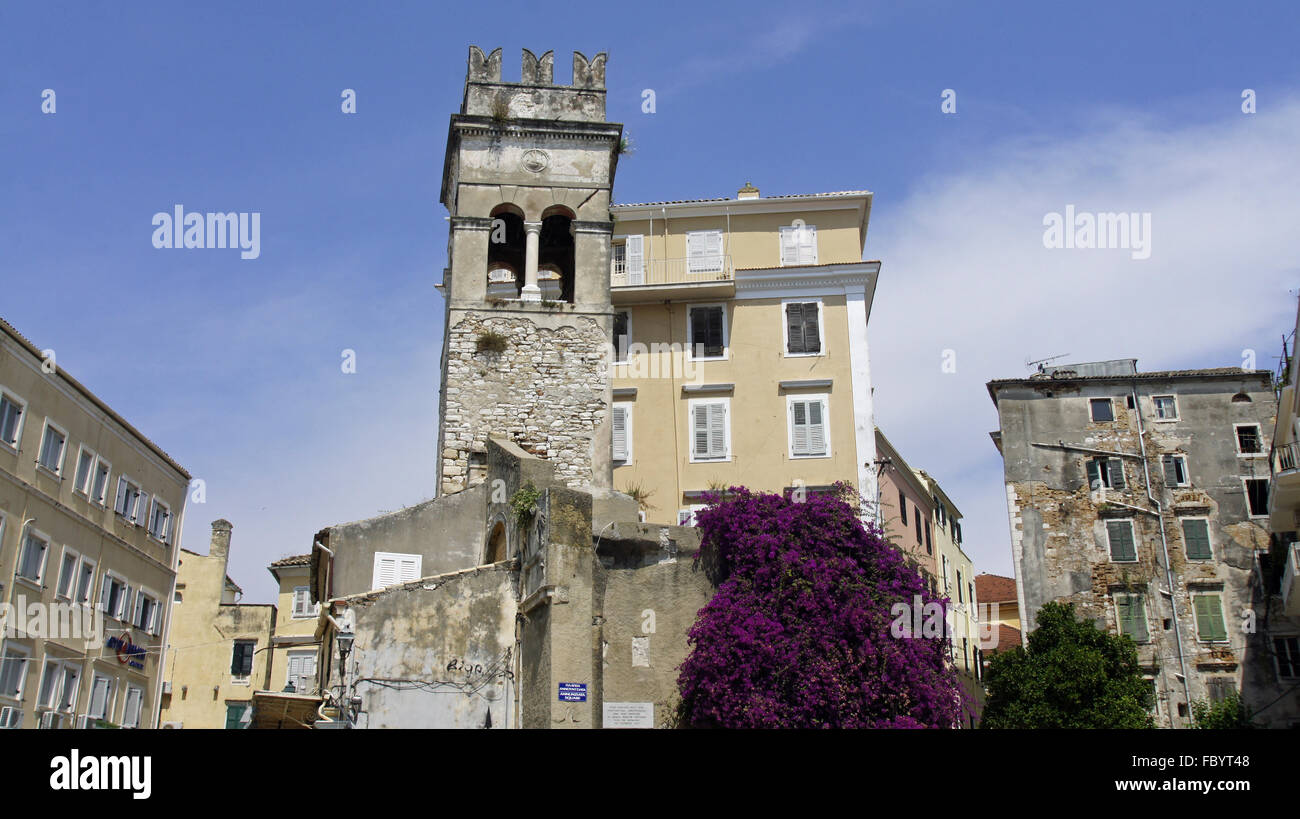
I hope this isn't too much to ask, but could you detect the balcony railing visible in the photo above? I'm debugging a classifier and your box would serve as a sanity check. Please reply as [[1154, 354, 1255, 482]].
[[1273, 440, 1300, 476], [610, 256, 733, 288]]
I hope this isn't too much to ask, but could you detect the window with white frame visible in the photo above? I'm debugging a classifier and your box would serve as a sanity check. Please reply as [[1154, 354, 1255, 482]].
[[1106, 519, 1137, 562], [286, 650, 317, 694], [55, 546, 80, 599], [132, 590, 158, 634], [148, 498, 171, 542], [17, 529, 49, 583], [1235, 424, 1262, 454], [90, 456, 111, 506], [1245, 478, 1269, 517], [618, 235, 645, 284], [59, 664, 79, 712], [38, 661, 80, 712], [37, 420, 67, 474], [231, 641, 255, 683], [0, 646, 31, 700], [372, 552, 422, 590], [86, 674, 113, 720], [120, 685, 143, 728], [73, 446, 97, 495], [0, 389, 25, 448], [779, 224, 817, 266], [677, 505, 707, 526], [783, 300, 823, 355], [686, 230, 724, 274], [292, 586, 318, 619], [687, 304, 727, 360], [1086, 456, 1126, 490], [1162, 454, 1189, 487], [99, 573, 129, 620], [1089, 398, 1114, 422], [1152, 395, 1179, 420], [114, 476, 145, 522], [788, 395, 829, 458], [75, 557, 96, 605], [1181, 518, 1212, 560], [611, 403, 632, 464], [689, 399, 729, 462]]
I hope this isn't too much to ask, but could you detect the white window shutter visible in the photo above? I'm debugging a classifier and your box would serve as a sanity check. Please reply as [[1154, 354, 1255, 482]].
[[801, 226, 817, 264], [611, 407, 628, 461], [780, 227, 798, 266], [398, 555, 421, 583], [98, 577, 111, 612], [626, 235, 644, 284], [135, 492, 149, 524], [791, 401, 809, 454], [375, 557, 396, 589], [115, 478, 128, 514], [708, 403, 727, 458], [693, 405, 710, 457], [807, 401, 826, 454]]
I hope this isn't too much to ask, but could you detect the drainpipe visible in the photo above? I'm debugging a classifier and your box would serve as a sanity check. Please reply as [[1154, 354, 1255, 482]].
[[1132, 385, 1192, 725]]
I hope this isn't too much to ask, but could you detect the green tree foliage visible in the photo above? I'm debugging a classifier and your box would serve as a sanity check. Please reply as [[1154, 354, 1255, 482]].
[[981, 601, 1154, 728], [1190, 692, 1257, 729]]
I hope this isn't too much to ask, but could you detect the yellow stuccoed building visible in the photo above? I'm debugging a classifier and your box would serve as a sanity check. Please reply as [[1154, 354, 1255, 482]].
[[158, 520, 274, 729], [608, 184, 880, 524]]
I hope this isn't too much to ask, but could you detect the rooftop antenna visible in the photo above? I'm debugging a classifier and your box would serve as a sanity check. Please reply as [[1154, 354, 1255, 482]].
[[1025, 353, 1070, 373]]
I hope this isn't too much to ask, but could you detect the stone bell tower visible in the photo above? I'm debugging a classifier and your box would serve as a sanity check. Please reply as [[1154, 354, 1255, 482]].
[[436, 46, 623, 496]]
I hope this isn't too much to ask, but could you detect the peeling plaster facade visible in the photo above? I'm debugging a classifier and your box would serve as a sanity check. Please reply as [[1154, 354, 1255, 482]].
[[988, 360, 1294, 727]]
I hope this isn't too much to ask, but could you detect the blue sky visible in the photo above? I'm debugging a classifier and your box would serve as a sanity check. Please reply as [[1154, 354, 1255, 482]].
[[2, 1, 1298, 602]]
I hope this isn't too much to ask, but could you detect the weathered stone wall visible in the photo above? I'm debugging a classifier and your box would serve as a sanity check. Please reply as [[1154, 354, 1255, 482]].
[[442, 310, 610, 494], [995, 373, 1281, 726], [340, 563, 517, 729]]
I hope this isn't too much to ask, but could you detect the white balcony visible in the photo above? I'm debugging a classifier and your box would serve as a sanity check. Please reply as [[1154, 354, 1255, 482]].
[[1283, 541, 1300, 617], [610, 256, 735, 303], [1270, 440, 1300, 532]]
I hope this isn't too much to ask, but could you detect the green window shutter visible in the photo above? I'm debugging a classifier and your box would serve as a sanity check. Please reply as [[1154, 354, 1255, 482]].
[[1195, 595, 1227, 642], [801, 303, 820, 353], [1117, 594, 1149, 642], [1107, 520, 1136, 561], [1182, 519, 1212, 560], [1086, 458, 1102, 489], [1106, 458, 1125, 489]]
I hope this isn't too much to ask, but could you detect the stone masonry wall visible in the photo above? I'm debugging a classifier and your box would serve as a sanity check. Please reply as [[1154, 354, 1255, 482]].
[[442, 311, 608, 494]]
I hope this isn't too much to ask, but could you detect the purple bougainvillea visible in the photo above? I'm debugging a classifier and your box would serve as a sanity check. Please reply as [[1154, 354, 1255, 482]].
[[675, 486, 965, 728]]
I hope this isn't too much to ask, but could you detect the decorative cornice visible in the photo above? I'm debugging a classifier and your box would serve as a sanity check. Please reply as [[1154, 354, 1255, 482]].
[[571, 221, 613, 234]]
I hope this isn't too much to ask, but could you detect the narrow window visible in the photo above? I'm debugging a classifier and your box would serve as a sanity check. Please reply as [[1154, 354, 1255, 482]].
[[18, 531, 48, 582], [1181, 518, 1212, 560], [1162, 454, 1189, 487], [1194, 595, 1228, 642], [1245, 478, 1269, 516], [688, 305, 725, 359], [612, 311, 630, 362], [1116, 593, 1150, 642], [784, 302, 822, 355], [899, 490, 907, 525], [1086, 456, 1126, 490], [1106, 520, 1137, 562], [611, 405, 630, 463], [1274, 636, 1300, 678], [690, 401, 728, 461], [0, 391, 23, 447], [1153, 395, 1178, 420], [1236, 425, 1262, 454], [38, 423, 66, 473], [231, 641, 256, 679], [1090, 398, 1114, 422], [789, 398, 827, 457]]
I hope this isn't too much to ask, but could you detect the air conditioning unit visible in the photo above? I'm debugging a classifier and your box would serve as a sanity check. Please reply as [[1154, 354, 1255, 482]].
[[0, 707, 22, 729], [162, 681, 172, 695], [160, 721, 182, 729], [38, 711, 64, 730]]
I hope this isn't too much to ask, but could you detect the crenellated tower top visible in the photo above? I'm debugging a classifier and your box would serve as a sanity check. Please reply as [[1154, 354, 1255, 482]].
[[461, 46, 608, 122]]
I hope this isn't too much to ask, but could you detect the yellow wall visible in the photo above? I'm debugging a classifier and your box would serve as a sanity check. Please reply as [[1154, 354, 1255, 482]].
[[268, 562, 320, 696], [159, 526, 275, 729]]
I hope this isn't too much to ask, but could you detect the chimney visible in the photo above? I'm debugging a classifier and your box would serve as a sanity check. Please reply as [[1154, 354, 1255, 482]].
[[737, 181, 760, 200], [209, 519, 233, 568]]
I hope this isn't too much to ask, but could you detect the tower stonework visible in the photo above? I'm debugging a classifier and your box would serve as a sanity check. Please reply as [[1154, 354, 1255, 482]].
[[437, 47, 622, 496]]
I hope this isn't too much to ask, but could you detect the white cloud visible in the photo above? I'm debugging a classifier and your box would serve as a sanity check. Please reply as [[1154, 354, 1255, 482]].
[[870, 97, 1300, 577]]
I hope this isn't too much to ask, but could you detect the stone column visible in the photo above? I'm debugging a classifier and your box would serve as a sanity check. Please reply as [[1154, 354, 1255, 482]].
[[522, 220, 542, 302]]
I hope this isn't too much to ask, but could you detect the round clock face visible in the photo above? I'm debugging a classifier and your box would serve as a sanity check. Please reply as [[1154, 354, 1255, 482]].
[[521, 149, 550, 173]]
